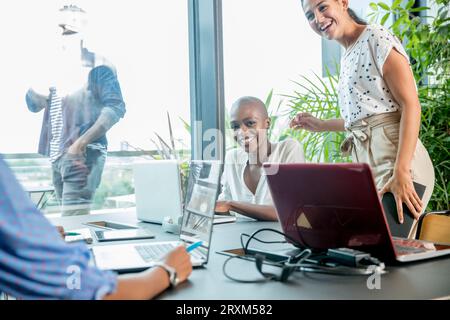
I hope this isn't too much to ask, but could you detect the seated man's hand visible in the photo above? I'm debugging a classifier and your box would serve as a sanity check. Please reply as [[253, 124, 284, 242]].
[[215, 201, 232, 214], [56, 226, 65, 239], [163, 246, 192, 285]]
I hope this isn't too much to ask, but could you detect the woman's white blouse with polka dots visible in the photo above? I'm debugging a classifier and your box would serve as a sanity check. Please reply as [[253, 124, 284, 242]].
[[338, 24, 411, 128]]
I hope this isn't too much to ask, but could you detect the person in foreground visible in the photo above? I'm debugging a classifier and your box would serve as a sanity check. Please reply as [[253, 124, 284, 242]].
[[291, 0, 434, 236], [215, 96, 305, 221], [0, 157, 192, 300]]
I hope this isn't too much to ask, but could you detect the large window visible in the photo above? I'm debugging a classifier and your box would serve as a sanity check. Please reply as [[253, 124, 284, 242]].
[[222, 0, 322, 139], [1, 0, 190, 214], [0, 0, 190, 154]]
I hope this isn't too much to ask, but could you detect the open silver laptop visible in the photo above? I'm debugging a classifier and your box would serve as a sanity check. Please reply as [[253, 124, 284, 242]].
[[133, 160, 183, 224], [92, 160, 222, 272], [133, 159, 236, 225]]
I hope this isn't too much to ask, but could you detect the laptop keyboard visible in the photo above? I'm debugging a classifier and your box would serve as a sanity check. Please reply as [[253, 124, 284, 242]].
[[135, 243, 177, 262], [392, 237, 436, 256]]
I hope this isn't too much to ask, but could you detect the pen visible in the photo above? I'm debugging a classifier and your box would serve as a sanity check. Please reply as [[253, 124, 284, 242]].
[[186, 241, 203, 252], [64, 232, 81, 236]]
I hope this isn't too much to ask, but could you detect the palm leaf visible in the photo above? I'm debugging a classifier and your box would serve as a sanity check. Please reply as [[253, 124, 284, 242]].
[[166, 112, 178, 159]]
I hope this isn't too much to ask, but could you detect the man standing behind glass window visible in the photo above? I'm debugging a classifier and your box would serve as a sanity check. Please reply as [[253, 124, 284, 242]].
[[25, 5, 126, 216]]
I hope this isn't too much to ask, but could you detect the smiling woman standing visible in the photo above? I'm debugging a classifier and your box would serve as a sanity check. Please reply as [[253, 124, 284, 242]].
[[290, 0, 435, 237]]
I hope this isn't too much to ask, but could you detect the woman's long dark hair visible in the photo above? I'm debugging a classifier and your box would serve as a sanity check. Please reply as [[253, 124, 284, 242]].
[[348, 8, 368, 25], [301, 0, 368, 26]]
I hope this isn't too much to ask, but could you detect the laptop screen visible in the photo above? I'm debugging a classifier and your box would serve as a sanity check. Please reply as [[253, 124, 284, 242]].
[[180, 160, 222, 261]]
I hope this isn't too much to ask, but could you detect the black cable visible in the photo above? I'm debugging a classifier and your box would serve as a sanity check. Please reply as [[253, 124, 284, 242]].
[[293, 263, 384, 276], [222, 227, 386, 283], [287, 248, 312, 263], [222, 255, 275, 283], [222, 228, 312, 283], [222, 254, 381, 283], [242, 228, 303, 254], [284, 255, 385, 275], [239, 232, 287, 250]]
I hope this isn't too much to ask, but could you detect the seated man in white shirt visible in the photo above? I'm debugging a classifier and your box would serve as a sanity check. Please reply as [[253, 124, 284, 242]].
[[215, 96, 305, 221]]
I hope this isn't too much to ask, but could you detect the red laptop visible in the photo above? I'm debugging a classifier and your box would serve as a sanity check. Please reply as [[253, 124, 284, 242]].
[[263, 163, 450, 262]]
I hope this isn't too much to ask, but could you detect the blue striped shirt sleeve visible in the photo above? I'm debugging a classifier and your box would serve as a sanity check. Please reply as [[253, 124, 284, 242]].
[[0, 157, 117, 299]]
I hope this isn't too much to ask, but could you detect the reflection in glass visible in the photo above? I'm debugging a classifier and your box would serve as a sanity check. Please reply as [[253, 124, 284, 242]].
[[25, 5, 126, 216]]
